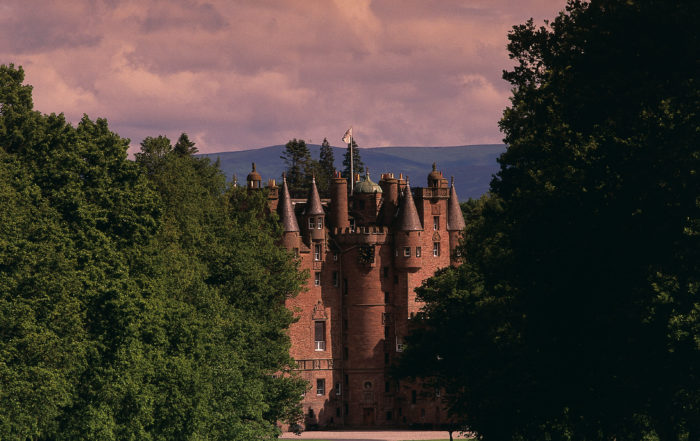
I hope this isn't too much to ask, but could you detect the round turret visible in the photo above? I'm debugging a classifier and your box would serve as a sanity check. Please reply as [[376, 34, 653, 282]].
[[354, 170, 383, 194], [247, 162, 262, 188], [427, 162, 447, 188]]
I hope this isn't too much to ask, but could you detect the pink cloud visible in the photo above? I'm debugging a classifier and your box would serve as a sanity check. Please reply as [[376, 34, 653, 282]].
[[0, 0, 567, 153]]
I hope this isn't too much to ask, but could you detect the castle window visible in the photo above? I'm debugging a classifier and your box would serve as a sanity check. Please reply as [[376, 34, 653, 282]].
[[343, 279, 348, 295], [403, 247, 411, 257], [309, 218, 314, 229], [344, 347, 349, 360], [314, 321, 326, 351], [416, 246, 421, 257], [395, 249, 398, 257], [333, 252, 338, 261], [332, 271, 338, 287], [309, 407, 314, 418], [294, 247, 299, 257], [316, 379, 325, 395], [314, 244, 322, 260], [335, 382, 342, 395], [383, 267, 389, 278], [385, 381, 391, 393], [314, 272, 321, 286], [386, 410, 393, 420], [384, 292, 390, 303], [343, 319, 348, 330], [336, 407, 341, 417], [393, 275, 398, 284], [433, 242, 440, 257], [317, 217, 323, 229], [433, 216, 440, 230], [384, 326, 390, 339]]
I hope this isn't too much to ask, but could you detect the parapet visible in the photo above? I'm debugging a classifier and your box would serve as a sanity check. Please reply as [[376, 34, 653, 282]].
[[332, 225, 389, 245]]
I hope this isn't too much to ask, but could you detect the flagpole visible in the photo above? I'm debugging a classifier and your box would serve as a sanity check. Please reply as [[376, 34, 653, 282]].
[[349, 129, 354, 194]]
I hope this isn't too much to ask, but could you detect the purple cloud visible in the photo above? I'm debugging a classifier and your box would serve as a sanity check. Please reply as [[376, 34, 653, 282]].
[[0, 0, 567, 153]]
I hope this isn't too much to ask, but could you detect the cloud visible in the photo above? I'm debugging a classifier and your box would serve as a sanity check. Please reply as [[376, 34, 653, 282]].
[[0, 0, 568, 153]]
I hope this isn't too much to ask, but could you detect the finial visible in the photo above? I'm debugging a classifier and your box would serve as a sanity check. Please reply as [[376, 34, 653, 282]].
[[451, 176, 454, 186], [252, 162, 256, 171], [282, 172, 286, 183], [312, 173, 316, 183], [432, 162, 437, 171], [366, 167, 370, 179]]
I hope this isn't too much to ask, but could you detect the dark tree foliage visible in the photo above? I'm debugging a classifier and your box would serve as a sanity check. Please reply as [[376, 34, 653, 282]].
[[316, 137, 335, 197], [0, 64, 305, 440], [281, 138, 316, 197], [341, 138, 364, 180], [173, 132, 198, 156], [397, 1, 699, 440]]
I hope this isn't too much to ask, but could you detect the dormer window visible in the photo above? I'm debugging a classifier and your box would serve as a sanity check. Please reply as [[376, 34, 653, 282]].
[[317, 217, 323, 229], [308, 218, 314, 229]]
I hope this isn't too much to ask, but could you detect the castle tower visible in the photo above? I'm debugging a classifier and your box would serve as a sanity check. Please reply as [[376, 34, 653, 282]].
[[330, 171, 349, 230], [379, 173, 398, 226], [394, 181, 423, 271], [303, 176, 325, 243], [278, 174, 301, 251], [446, 177, 466, 260], [353, 169, 383, 226], [247, 163, 262, 189]]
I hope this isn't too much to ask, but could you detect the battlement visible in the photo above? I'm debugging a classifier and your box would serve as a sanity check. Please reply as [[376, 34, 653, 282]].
[[332, 225, 389, 245]]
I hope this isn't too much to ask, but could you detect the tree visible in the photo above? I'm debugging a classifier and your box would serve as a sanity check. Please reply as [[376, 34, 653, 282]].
[[398, 1, 699, 440], [0, 64, 306, 440], [316, 137, 335, 197], [135, 134, 172, 174], [173, 132, 198, 156], [281, 138, 315, 197], [341, 138, 364, 180]]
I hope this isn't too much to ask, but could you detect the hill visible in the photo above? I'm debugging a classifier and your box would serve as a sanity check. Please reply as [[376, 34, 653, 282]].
[[201, 144, 506, 200]]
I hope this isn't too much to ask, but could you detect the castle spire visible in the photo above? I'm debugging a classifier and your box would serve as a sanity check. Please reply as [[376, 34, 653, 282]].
[[396, 179, 423, 231], [278, 173, 299, 232], [304, 175, 324, 216], [447, 176, 466, 231]]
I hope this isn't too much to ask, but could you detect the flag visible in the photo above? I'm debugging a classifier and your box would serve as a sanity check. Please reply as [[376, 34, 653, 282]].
[[342, 127, 352, 144]]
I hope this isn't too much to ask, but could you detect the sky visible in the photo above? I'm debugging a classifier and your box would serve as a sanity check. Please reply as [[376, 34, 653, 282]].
[[1, 0, 566, 154]]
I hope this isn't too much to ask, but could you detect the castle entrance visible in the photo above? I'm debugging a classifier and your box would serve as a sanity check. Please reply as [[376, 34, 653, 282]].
[[362, 407, 375, 425]]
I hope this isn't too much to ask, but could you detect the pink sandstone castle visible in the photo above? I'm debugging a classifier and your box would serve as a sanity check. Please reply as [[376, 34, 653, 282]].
[[247, 162, 465, 428]]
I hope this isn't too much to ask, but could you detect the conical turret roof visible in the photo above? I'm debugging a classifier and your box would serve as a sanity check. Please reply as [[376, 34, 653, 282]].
[[278, 175, 299, 232], [304, 177, 324, 216], [396, 181, 423, 231], [447, 177, 466, 231]]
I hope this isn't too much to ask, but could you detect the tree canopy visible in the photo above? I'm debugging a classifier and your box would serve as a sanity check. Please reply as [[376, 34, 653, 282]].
[[0, 63, 305, 440], [397, 1, 699, 440], [341, 138, 364, 180], [280, 138, 314, 197]]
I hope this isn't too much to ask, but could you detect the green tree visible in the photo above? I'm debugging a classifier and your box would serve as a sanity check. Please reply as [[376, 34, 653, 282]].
[[173, 132, 198, 156], [281, 138, 316, 197], [0, 64, 306, 440], [135, 134, 172, 175], [398, 1, 700, 440], [316, 137, 335, 197], [341, 138, 364, 180]]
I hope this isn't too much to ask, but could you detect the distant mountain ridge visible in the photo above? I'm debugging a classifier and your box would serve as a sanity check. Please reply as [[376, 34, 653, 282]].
[[201, 144, 506, 200]]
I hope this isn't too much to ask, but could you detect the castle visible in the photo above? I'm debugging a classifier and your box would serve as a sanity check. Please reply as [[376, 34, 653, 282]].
[[247, 162, 465, 428]]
